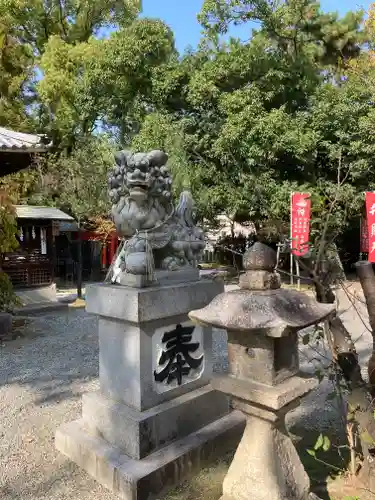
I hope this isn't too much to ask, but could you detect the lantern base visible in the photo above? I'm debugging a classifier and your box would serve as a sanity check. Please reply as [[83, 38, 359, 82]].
[[220, 411, 318, 500]]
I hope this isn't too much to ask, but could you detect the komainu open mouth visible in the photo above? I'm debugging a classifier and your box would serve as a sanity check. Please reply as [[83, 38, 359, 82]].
[[129, 183, 149, 198]]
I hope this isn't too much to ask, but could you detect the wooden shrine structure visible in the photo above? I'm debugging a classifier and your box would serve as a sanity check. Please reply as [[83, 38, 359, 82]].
[[0, 127, 51, 176], [3, 206, 74, 289], [56, 222, 119, 284], [0, 127, 118, 298]]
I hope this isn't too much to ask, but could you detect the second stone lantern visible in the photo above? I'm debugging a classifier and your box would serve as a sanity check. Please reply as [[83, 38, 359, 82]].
[[189, 242, 335, 500]]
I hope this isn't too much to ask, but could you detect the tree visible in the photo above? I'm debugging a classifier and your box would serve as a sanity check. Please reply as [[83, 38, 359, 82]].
[[45, 137, 114, 223], [0, 188, 20, 311], [0, 0, 176, 148], [0, 189, 18, 253], [199, 0, 365, 70], [0, 0, 140, 134], [0, 1, 176, 233], [132, 0, 368, 244], [0, 0, 141, 54], [4, 137, 114, 224], [0, 21, 33, 129], [37, 18, 176, 149]]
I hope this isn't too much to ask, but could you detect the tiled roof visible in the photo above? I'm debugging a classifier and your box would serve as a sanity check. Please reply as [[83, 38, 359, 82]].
[[0, 127, 51, 151], [15, 205, 74, 221]]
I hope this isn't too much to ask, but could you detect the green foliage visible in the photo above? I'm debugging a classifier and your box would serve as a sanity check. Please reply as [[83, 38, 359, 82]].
[[131, 113, 199, 202], [0, 197, 18, 254], [13, 137, 115, 222], [0, 191, 19, 312], [0, 0, 141, 132], [0, 21, 33, 129], [47, 137, 115, 221], [199, 0, 365, 70], [1, 137, 114, 225], [131, 0, 372, 247], [306, 433, 342, 474], [0, 1, 176, 229], [1, 0, 374, 488], [0, 270, 20, 311], [0, 0, 141, 53], [0, 0, 175, 148], [37, 18, 175, 148]]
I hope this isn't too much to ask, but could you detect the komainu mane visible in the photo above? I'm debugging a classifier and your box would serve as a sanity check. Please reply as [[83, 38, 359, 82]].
[[108, 149, 205, 284]]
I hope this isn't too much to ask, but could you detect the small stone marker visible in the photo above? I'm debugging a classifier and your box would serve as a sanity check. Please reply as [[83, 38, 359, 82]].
[[189, 242, 335, 500]]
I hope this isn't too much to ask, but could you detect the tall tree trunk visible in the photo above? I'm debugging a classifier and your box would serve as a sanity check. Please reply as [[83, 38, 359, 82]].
[[301, 254, 375, 478], [355, 261, 375, 396]]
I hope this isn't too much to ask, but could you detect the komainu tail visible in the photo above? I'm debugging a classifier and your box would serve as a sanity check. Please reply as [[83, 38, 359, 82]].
[[175, 191, 195, 228]]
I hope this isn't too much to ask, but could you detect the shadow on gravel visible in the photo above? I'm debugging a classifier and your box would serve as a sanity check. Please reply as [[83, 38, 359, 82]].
[[0, 308, 99, 404], [289, 415, 348, 500], [0, 460, 86, 500], [33, 388, 83, 406]]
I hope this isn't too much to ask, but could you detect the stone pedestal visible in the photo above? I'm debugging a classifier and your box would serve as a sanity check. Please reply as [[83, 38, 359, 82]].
[[214, 374, 318, 500], [222, 412, 309, 500], [189, 242, 335, 500], [56, 279, 245, 499]]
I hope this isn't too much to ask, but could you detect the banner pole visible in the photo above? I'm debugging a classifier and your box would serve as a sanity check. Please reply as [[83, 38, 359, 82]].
[[296, 258, 300, 290]]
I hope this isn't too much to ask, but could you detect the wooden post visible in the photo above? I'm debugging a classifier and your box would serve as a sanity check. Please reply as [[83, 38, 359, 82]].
[[102, 243, 107, 269], [77, 219, 83, 299], [50, 223, 57, 285], [110, 234, 116, 265]]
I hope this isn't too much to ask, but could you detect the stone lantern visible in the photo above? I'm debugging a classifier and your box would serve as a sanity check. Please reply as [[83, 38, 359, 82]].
[[189, 242, 335, 500]]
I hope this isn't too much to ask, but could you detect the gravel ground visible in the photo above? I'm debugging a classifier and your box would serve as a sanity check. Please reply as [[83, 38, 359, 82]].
[[0, 309, 113, 500], [0, 283, 372, 499]]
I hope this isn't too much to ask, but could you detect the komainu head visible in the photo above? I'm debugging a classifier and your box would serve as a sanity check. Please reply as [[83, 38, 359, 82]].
[[108, 150, 173, 236]]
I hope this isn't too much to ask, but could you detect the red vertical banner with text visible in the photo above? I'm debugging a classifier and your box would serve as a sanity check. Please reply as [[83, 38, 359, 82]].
[[365, 192, 375, 262], [291, 192, 311, 257]]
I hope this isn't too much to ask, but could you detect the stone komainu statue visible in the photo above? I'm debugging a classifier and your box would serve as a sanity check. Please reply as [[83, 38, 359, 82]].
[[108, 149, 205, 284]]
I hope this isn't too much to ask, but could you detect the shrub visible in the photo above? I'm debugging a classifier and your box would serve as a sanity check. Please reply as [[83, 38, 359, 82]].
[[0, 189, 19, 311], [0, 270, 20, 311]]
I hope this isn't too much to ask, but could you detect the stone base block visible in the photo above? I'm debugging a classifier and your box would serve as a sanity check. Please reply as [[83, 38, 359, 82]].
[[55, 411, 245, 500], [212, 372, 318, 411], [86, 279, 223, 324], [82, 385, 230, 459]]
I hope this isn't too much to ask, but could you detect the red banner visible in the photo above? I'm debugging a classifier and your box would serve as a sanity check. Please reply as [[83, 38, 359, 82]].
[[291, 192, 311, 257], [365, 192, 375, 261]]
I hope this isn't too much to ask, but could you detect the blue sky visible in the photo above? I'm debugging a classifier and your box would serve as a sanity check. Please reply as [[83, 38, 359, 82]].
[[141, 0, 372, 54]]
